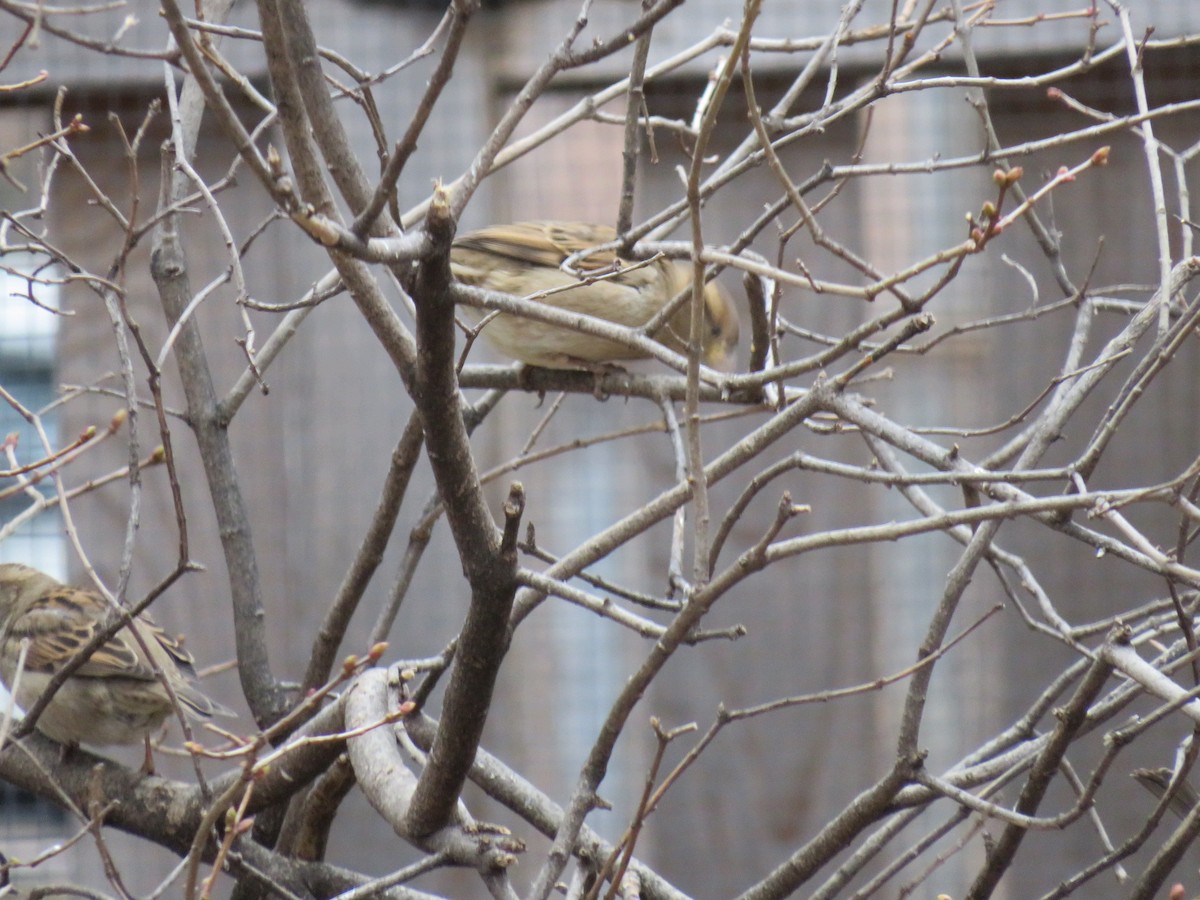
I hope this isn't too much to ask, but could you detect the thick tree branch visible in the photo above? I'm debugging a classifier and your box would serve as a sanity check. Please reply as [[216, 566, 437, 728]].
[[151, 101, 287, 728], [403, 189, 521, 838], [346, 667, 524, 875]]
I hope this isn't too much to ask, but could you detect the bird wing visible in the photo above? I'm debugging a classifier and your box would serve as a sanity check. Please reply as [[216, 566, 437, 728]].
[[453, 221, 624, 273], [8, 587, 196, 683]]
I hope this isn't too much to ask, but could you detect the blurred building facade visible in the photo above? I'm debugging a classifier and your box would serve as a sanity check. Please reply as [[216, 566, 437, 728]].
[[2, 1, 1200, 896]]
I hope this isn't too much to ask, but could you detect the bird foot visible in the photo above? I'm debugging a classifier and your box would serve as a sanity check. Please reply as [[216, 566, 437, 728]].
[[140, 736, 156, 776], [570, 359, 626, 399]]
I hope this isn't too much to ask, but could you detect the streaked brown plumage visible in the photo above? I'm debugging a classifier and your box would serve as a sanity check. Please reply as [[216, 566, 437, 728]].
[[0, 563, 230, 771], [450, 221, 739, 371]]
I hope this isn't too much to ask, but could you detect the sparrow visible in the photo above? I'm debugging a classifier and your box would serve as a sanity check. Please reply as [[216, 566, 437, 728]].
[[450, 221, 740, 371], [0, 563, 231, 773]]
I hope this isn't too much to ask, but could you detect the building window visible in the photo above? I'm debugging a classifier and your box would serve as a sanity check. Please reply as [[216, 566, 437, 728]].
[[0, 106, 71, 883], [0, 252, 67, 575]]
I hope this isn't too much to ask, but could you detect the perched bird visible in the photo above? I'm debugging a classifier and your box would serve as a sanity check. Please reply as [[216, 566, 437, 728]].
[[450, 221, 740, 371], [0, 563, 230, 773]]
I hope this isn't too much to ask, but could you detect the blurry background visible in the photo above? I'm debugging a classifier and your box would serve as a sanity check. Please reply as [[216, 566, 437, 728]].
[[3, 1, 1200, 896]]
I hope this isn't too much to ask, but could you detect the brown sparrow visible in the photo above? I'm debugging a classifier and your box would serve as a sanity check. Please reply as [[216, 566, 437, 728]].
[[0, 563, 231, 772], [450, 221, 740, 371]]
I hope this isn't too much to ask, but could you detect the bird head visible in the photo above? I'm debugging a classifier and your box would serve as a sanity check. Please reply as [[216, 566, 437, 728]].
[[660, 264, 740, 373], [0, 563, 45, 609], [700, 279, 740, 372]]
